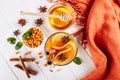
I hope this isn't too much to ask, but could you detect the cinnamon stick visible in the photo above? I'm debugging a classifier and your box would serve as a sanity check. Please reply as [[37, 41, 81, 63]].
[[47, 53, 55, 65], [47, 48, 57, 65], [15, 64, 37, 75], [19, 56, 30, 78], [10, 58, 35, 62]]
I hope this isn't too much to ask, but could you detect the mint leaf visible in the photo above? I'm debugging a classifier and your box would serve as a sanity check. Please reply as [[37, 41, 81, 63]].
[[7, 37, 16, 44], [26, 29, 33, 34], [15, 42, 23, 50], [73, 57, 82, 65], [22, 29, 33, 39]]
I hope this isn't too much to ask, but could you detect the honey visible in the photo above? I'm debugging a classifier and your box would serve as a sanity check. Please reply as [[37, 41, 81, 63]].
[[45, 32, 77, 66], [48, 3, 75, 30]]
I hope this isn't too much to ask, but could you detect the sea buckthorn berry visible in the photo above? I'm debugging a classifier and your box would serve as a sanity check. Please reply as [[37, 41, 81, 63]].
[[23, 27, 44, 48]]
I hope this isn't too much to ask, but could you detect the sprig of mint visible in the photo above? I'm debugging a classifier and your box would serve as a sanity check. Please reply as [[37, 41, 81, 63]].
[[73, 57, 82, 65], [22, 29, 33, 39]]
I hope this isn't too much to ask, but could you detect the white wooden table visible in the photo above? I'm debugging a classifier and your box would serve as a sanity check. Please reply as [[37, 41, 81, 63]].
[[0, 0, 95, 80]]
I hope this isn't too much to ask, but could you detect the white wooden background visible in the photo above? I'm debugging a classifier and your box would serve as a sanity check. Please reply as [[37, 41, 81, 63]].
[[0, 0, 95, 80]]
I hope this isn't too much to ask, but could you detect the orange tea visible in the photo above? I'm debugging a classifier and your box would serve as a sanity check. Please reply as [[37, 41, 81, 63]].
[[45, 32, 77, 66], [48, 3, 75, 30]]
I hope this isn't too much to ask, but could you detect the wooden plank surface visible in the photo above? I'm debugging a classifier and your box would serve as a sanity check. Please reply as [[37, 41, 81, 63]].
[[0, 53, 18, 80], [0, 0, 95, 80]]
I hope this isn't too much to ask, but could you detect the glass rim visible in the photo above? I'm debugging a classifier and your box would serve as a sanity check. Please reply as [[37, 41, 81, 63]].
[[47, 2, 76, 30], [44, 32, 78, 66]]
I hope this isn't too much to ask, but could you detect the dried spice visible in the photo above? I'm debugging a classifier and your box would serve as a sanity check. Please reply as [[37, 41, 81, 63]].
[[62, 36, 70, 44], [47, 49, 58, 65], [24, 51, 31, 56], [14, 30, 20, 36], [10, 58, 35, 62], [46, 52, 49, 55], [38, 55, 43, 58], [47, 61, 52, 65], [19, 56, 30, 78], [15, 51, 19, 55], [38, 6, 47, 13], [44, 63, 48, 67], [38, 52, 42, 55], [47, 53, 55, 65], [35, 61, 39, 65], [18, 18, 26, 26], [35, 18, 43, 26], [38, 52, 42, 58], [58, 54, 67, 61], [15, 64, 37, 75]]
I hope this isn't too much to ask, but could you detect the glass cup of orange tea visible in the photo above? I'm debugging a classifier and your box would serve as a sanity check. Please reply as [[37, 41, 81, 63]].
[[48, 3, 75, 30], [45, 32, 78, 66]]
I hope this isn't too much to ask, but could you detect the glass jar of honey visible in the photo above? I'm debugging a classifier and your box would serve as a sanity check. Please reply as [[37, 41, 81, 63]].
[[48, 3, 75, 30]]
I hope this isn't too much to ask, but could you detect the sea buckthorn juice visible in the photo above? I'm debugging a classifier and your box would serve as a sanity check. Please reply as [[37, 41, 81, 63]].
[[45, 32, 77, 66]]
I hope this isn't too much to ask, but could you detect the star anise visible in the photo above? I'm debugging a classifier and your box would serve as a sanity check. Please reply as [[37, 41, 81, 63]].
[[35, 18, 43, 26], [62, 36, 70, 44], [58, 54, 67, 61], [38, 6, 47, 13], [18, 18, 26, 26], [14, 30, 20, 36]]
